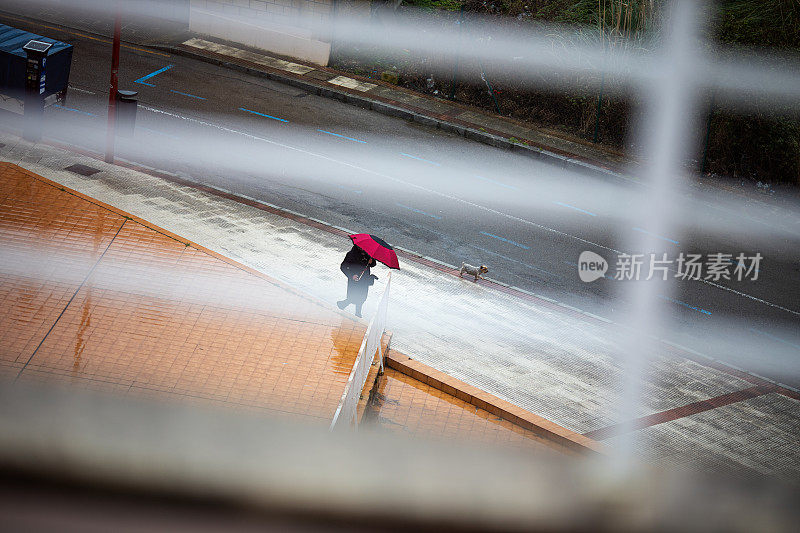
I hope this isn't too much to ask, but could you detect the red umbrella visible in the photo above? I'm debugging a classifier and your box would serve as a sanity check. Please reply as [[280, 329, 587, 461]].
[[349, 234, 400, 269]]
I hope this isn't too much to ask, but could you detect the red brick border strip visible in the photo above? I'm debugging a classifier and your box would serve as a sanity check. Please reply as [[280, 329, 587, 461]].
[[584, 384, 779, 441], [385, 349, 604, 456]]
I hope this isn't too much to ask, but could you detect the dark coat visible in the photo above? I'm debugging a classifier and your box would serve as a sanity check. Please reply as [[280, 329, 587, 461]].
[[340, 246, 377, 304]]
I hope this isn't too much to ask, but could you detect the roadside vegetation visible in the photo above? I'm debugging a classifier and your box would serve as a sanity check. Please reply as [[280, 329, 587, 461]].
[[332, 0, 800, 185]]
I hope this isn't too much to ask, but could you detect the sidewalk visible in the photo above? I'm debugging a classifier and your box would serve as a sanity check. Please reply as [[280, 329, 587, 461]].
[[0, 150, 570, 453], [2, 134, 798, 484], [0, 161, 367, 422]]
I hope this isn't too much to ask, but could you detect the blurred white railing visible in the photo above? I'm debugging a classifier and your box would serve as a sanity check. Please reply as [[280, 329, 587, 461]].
[[330, 272, 391, 431]]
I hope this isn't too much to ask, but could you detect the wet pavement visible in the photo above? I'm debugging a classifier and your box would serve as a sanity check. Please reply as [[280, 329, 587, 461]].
[[0, 161, 365, 421], [0, 156, 559, 453], [1, 136, 798, 482]]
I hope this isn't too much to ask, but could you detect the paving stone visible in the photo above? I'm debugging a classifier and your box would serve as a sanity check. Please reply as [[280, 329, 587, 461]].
[[2, 134, 798, 483]]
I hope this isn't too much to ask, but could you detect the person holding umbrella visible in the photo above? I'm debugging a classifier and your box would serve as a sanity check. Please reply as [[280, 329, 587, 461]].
[[337, 234, 400, 318]]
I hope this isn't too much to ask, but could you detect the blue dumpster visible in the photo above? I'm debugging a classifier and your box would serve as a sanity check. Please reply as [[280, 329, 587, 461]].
[[0, 23, 73, 114]]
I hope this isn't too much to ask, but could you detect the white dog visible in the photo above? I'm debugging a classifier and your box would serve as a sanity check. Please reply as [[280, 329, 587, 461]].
[[459, 262, 488, 281]]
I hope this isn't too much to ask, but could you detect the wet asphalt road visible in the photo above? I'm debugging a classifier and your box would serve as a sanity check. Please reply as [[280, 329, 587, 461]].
[[1, 13, 799, 386]]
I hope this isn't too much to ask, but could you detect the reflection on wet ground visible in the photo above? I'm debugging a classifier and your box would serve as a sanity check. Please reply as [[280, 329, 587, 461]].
[[330, 318, 366, 376], [367, 367, 556, 452], [0, 162, 557, 450], [0, 163, 365, 422]]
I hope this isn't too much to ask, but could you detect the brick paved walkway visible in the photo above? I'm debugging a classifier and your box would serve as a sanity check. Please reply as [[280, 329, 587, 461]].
[[2, 136, 798, 481], [0, 162, 365, 421], [0, 160, 562, 453]]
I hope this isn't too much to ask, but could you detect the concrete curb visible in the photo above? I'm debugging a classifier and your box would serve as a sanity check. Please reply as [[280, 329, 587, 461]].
[[155, 42, 628, 182], [384, 349, 604, 456]]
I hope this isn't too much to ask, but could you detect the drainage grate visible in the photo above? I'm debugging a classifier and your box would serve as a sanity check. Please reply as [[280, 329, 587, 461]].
[[65, 163, 101, 176]]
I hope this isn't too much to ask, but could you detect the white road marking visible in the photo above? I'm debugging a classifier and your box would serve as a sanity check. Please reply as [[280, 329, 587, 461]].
[[67, 85, 96, 94], [138, 104, 800, 318]]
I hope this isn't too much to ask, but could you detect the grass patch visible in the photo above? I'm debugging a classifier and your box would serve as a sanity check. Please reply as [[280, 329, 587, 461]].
[[404, 0, 463, 11]]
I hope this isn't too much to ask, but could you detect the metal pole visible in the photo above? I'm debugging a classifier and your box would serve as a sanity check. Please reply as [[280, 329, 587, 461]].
[[478, 60, 501, 115], [105, 4, 121, 164], [448, 4, 465, 101]]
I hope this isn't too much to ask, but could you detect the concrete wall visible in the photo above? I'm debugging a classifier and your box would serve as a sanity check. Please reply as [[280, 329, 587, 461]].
[[189, 0, 335, 65]]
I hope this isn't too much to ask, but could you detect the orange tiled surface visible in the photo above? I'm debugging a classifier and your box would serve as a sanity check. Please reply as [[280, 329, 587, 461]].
[[369, 368, 556, 451], [0, 163, 365, 421]]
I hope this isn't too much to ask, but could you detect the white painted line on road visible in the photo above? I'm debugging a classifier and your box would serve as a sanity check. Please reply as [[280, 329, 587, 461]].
[[115, 147, 797, 395], [137, 104, 800, 318], [553, 201, 597, 216], [699, 278, 799, 317], [67, 85, 95, 94]]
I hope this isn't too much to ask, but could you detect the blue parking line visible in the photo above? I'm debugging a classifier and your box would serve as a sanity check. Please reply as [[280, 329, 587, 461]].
[[473, 174, 518, 190], [554, 201, 597, 217], [134, 64, 173, 86], [170, 89, 206, 100], [658, 295, 712, 315], [400, 152, 441, 166], [749, 328, 800, 351], [53, 104, 95, 117], [480, 231, 530, 250], [633, 227, 679, 245], [395, 203, 442, 220], [239, 107, 289, 123], [318, 129, 366, 144]]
